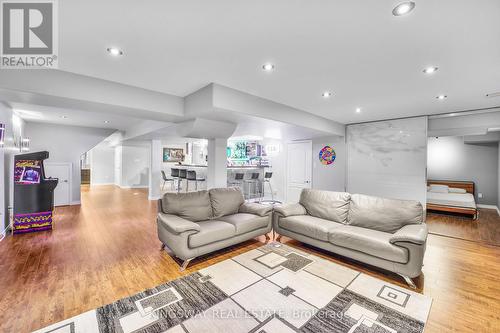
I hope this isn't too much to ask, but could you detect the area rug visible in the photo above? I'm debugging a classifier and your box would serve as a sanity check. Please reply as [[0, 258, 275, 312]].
[[34, 243, 432, 333]]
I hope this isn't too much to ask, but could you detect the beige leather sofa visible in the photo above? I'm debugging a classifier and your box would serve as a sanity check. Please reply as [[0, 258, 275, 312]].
[[157, 187, 272, 270], [274, 189, 427, 288]]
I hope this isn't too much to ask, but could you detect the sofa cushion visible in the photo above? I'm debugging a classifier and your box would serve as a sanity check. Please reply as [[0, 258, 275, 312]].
[[209, 187, 245, 218], [188, 220, 236, 248], [279, 215, 343, 241], [218, 213, 269, 235], [299, 189, 351, 223], [161, 190, 212, 222], [329, 225, 408, 264], [347, 194, 423, 233]]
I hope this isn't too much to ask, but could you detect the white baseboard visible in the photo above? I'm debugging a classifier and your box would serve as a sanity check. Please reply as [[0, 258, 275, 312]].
[[90, 182, 115, 186], [148, 196, 161, 201], [71, 200, 81, 205], [477, 204, 500, 216], [119, 185, 148, 189]]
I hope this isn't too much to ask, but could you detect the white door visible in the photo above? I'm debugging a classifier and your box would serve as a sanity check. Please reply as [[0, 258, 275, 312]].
[[45, 163, 71, 206], [286, 141, 312, 203]]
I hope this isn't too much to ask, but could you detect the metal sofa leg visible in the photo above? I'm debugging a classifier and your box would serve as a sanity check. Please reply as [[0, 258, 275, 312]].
[[160, 243, 166, 250], [180, 258, 194, 272], [399, 274, 417, 289]]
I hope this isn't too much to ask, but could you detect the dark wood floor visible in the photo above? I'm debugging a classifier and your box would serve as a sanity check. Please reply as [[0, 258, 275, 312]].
[[0, 185, 499, 332], [427, 208, 500, 245]]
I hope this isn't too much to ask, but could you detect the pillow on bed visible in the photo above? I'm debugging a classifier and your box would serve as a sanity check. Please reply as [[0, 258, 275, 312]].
[[449, 187, 467, 194], [429, 184, 449, 193]]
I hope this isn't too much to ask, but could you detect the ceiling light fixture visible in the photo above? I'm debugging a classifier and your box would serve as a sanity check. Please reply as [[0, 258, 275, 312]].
[[436, 95, 447, 100], [423, 66, 438, 74], [262, 63, 275, 72], [322, 91, 332, 98], [356, 107, 362, 113], [107, 47, 123, 56], [392, 1, 416, 16], [103, 120, 110, 124], [60, 115, 68, 119]]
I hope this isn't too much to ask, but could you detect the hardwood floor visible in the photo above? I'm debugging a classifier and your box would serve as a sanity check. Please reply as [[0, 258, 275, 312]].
[[0, 185, 499, 332], [427, 208, 500, 245]]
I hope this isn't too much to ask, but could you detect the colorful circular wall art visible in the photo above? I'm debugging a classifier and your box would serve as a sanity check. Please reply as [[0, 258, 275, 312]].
[[319, 146, 336, 165]]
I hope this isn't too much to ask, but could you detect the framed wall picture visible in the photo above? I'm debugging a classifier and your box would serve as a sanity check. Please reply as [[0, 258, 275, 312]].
[[163, 148, 184, 162]]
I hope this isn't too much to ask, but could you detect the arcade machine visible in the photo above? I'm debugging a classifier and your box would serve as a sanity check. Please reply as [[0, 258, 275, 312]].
[[13, 151, 58, 234]]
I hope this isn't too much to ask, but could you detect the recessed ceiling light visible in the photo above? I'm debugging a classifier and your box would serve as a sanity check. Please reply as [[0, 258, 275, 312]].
[[392, 1, 416, 16], [436, 95, 447, 100], [107, 47, 123, 56], [322, 91, 332, 98], [262, 63, 275, 71], [103, 120, 110, 124], [355, 107, 362, 113], [423, 66, 438, 74], [60, 115, 68, 119]]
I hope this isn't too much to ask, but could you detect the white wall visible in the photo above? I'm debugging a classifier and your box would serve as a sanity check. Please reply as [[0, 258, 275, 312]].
[[89, 143, 115, 185], [120, 143, 150, 188], [312, 136, 346, 192], [347, 117, 428, 207], [25, 122, 114, 203], [428, 136, 498, 205], [114, 146, 122, 186], [0, 104, 26, 233]]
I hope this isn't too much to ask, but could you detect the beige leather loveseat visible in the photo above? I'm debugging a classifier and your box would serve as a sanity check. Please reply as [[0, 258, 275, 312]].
[[157, 187, 272, 270], [274, 189, 427, 288]]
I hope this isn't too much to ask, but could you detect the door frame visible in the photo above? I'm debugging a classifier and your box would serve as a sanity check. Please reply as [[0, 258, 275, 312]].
[[285, 140, 312, 203], [45, 162, 72, 206]]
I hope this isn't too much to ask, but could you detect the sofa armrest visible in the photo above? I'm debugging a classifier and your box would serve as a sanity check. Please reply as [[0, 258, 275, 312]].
[[274, 203, 307, 217], [157, 213, 201, 234], [239, 202, 273, 217], [390, 224, 428, 245]]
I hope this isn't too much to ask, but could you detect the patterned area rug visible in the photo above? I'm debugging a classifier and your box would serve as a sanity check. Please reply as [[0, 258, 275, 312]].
[[34, 243, 432, 333]]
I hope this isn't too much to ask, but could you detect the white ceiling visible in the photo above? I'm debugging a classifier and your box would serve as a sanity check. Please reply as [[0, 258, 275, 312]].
[[57, 0, 500, 124], [10, 102, 145, 131]]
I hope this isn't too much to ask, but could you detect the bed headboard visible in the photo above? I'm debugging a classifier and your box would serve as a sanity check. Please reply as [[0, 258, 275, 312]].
[[427, 180, 475, 194]]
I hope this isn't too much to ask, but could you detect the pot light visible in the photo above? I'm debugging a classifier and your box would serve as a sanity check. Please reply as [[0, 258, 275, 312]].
[[322, 91, 332, 98], [60, 115, 68, 119], [392, 2, 415, 16], [423, 66, 438, 74], [103, 120, 110, 124], [107, 47, 123, 56], [262, 63, 275, 72], [436, 95, 447, 100], [355, 107, 362, 113]]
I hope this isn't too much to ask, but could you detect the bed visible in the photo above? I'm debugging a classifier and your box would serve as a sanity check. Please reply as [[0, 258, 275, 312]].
[[426, 180, 478, 219]]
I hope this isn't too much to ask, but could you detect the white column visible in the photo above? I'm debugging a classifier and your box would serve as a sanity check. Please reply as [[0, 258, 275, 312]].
[[207, 138, 227, 189], [148, 139, 162, 200]]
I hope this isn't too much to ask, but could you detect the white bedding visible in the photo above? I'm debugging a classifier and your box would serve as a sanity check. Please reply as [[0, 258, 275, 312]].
[[427, 191, 476, 209]]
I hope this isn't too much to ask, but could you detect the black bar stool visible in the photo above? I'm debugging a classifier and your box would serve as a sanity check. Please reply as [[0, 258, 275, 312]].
[[161, 170, 174, 191], [177, 169, 187, 193], [259, 172, 281, 204], [228, 173, 245, 188], [243, 172, 261, 200], [186, 170, 206, 191], [171, 168, 180, 191]]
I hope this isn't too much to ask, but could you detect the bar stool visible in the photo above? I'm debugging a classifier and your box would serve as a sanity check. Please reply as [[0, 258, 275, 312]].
[[161, 170, 174, 191], [170, 168, 180, 191], [177, 169, 187, 193], [243, 172, 261, 200], [228, 173, 245, 188], [186, 170, 206, 191], [259, 172, 281, 204]]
